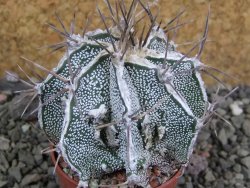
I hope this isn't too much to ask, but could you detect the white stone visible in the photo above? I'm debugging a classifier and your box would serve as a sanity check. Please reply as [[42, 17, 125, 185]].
[[21, 123, 31, 133], [230, 101, 243, 116]]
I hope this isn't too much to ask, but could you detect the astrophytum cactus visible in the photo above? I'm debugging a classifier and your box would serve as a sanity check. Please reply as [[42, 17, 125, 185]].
[[34, 1, 211, 187]]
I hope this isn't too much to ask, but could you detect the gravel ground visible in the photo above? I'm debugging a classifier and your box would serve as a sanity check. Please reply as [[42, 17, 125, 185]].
[[0, 77, 250, 188]]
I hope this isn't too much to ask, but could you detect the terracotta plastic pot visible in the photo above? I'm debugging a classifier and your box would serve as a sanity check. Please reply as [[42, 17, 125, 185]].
[[51, 151, 182, 188], [50, 151, 78, 188]]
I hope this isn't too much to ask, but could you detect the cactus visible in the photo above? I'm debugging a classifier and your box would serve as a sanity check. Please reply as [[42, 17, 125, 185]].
[[31, 1, 212, 187]]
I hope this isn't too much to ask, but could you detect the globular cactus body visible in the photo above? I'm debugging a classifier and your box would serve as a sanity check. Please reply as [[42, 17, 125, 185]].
[[37, 2, 208, 187]]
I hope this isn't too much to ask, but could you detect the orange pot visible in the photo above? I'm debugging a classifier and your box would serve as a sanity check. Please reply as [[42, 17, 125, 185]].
[[50, 151, 182, 188]]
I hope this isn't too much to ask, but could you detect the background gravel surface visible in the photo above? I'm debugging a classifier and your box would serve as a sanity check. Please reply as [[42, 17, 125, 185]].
[[0, 78, 249, 188]]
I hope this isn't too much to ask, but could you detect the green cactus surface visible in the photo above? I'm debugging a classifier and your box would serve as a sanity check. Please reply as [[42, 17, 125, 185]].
[[37, 1, 209, 187]]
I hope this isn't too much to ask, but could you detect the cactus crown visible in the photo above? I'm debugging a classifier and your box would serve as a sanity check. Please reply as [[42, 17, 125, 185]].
[[36, 1, 210, 187]]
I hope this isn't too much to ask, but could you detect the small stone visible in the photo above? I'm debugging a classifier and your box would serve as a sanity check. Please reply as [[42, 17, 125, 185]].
[[21, 165, 33, 175], [231, 115, 244, 128], [6, 119, 16, 130], [229, 135, 237, 143], [205, 170, 216, 182], [186, 154, 208, 176], [224, 124, 235, 138], [11, 159, 17, 167], [18, 151, 35, 166], [242, 120, 250, 137], [230, 101, 243, 116], [32, 145, 43, 155], [219, 158, 233, 170], [242, 166, 250, 179], [237, 148, 249, 157], [240, 156, 250, 169], [0, 153, 9, 169], [219, 151, 228, 158], [8, 127, 21, 143], [242, 98, 250, 105], [222, 144, 231, 152], [233, 164, 242, 173], [224, 171, 233, 180], [34, 154, 43, 165], [21, 123, 31, 133], [197, 131, 211, 141], [17, 162, 26, 169], [8, 167, 22, 182], [218, 128, 227, 145], [229, 154, 238, 163], [0, 164, 6, 172], [21, 174, 42, 186], [16, 142, 28, 149], [235, 173, 244, 180], [0, 136, 10, 150], [40, 161, 48, 171], [216, 108, 227, 116]]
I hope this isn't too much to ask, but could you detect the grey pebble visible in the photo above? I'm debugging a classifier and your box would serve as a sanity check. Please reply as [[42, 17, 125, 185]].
[[224, 171, 233, 180], [197, 131, 211, 142], [235, 173, 244, 180], [18, 150, 35, 166], [0, 153, 9, 169], [34, 154, 43, 165], [21, 174, 42, 187], [242, 120, 250, 137], [233, 164, 242, 173], [219, 158, 233, 170], [40, 161, 48, 171], [0, 136, 10, 150], [8, 127, 21, 143], [216, 108, 227, 116], [205, 170, 216, 182], [8, 166, 22, 182], [237, 148, 249, 157], [240, 156, 250, 169], [218, 128, 228, 145], [242, 166, 250, 180]]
